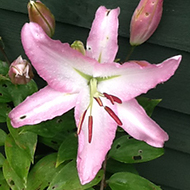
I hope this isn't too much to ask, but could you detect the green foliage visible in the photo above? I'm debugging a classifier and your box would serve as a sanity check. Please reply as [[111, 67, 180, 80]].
[[56, 133, 78, 167], [0, 153, 5, 168], [109, 135, 164, 163], [0, 103, 11, 123], [0, 79, 38, 106], [0, 60, 9, 76], [0, 129, 7, 146], [26, 153, 64, 190], [0, 170, 10, 190], [108, 172, 162, 190], [137, 97, 161, 117], [47, 160, 103, 190]]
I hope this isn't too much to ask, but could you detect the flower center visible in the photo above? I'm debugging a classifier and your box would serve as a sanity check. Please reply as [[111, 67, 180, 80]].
[[77, 78, 123, 143]]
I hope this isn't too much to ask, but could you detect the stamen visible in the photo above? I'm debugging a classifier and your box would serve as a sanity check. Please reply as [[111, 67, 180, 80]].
[[111, 95, 122, 104], [104, 106, 123, 126], [103, 93, 122, 104], [88, 116, 93, 143], [103, 92, 114, 104], [77, 110, 87, 135], [94, 97, 103, 107]]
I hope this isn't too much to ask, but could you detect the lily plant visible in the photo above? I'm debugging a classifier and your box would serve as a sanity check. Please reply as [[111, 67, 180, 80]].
[[9, 6, 181, 184]]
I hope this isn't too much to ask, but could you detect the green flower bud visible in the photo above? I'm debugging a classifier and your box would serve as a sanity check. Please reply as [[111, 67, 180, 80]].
[[71, 41, 86, 55]]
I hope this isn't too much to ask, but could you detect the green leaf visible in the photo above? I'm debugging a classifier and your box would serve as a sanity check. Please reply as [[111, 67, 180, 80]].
[[109, 135, 164, 163], [23, 109, 76, 138], [0, 153, 5, 168], [7, 118, 37, 163], [0, 81, 12, 103], [136, 97, 161, 116], [5, 134, 31, 186], [56, 133, 77, 167], [8, 79, 38, 106], [0, 60, 9, 75], [0, 129, 7, 146], [0, 169, 10, 190], [39, 131, 70, 150], [0, 103, 11, 123], [106, 158, 138, 175], [47, 160, 103, 190], [108, 172, 162, 190], [3, 160, 26, 190], [0, 79, 37, 105], [26, 153, 64, 190]]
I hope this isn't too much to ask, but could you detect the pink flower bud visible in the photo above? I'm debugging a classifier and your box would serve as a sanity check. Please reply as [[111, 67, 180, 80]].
[[28, 0, 55, 37], [130, 0, 163, 46], [8, 56, 34, 85]]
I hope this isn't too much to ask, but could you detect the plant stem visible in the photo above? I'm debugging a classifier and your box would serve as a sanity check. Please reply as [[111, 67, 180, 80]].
[[0, 37, 10, 65], [124, 45, 135, 62], [100, 156, 107, 190]]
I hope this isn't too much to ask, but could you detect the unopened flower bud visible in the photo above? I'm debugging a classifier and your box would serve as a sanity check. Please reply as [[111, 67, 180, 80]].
[[28, 0, 55, 37], [130, 0, 163, 46], [8, 56, 34, 85], [71, 41, 86, 55]]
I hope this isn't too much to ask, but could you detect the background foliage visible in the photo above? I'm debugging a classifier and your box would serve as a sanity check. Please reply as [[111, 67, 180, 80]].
[[0, 0, 189, 190]]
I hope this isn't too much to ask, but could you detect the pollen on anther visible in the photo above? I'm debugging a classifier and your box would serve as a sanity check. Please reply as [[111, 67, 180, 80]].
[[94, 97, 103, 107]]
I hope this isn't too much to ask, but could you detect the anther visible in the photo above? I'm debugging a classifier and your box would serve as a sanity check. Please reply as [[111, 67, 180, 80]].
[[104, 106, 123, 126], [103, 93, 122, 104], [77, 110, 87, 135], [88, 116, 93, 143], [103, 92, 114, 104], [94, 97, 103, 107]]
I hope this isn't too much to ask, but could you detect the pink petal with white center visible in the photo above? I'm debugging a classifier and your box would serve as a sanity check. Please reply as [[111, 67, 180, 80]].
[[117, 99, 168, 147], [97, 55, 182, 102], [86, 6, 120, 63], [21, 22, 98, 93], [9, 86, 78, 128], [75, 89, 117, 184]]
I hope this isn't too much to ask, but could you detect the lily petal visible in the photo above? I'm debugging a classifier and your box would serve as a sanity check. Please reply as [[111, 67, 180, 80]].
[[9, 86, 78, 128], [86, 6, 120, 63], [118, 99, 168, 147], [97, 55, 182, 101], [75, 88, 117, 184], [21, 22, 98, 93]]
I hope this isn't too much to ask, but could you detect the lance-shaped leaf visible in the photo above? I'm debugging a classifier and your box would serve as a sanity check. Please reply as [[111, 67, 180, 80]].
[[47, 160, 103, 190], [109, 135, 164, 163], [0, 168, 13, 190], [0, 128, 7, 146], [26, 153, 64, 190], [7, 118, 37, 163], [108, 172, 162, 190], [3, 159, 26, 190], [136, 97, 161, 116], [4, 134, 31, 186], [0, 103, 11, 123], [56, 133, 77, 167]]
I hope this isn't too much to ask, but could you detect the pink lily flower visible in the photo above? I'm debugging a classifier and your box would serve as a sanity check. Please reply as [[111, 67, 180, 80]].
[[9, 6, 181, 184]]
